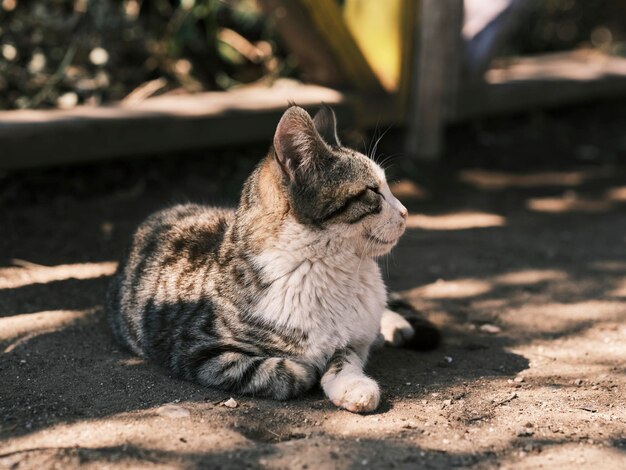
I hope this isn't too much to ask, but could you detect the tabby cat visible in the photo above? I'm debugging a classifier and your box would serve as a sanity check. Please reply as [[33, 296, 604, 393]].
[[107, 105, 438, 413]]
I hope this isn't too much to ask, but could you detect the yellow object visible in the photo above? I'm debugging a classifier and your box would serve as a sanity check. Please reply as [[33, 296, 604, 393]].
[[299, 0, 384, 93], [343, 0, 407, 92]]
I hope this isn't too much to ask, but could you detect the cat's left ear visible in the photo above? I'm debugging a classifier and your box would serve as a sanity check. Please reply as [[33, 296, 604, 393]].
[[313, 104, 340, 147], [273, 106, 329, 181]]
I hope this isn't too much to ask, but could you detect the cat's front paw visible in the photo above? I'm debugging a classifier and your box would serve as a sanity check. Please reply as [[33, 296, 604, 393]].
[[323, 374, 380, 413]]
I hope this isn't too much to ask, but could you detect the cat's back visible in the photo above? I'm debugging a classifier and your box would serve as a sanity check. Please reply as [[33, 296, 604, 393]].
[[122, 203, 234, 276], [107, 203, 234, 353], [139, 203, 233, 261]]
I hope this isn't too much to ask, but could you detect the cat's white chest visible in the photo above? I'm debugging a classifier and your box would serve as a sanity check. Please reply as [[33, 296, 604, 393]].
[[252, 248, 386, 364]]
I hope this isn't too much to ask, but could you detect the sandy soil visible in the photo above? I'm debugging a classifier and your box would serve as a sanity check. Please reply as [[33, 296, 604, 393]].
[[1, 107, 626, 469]]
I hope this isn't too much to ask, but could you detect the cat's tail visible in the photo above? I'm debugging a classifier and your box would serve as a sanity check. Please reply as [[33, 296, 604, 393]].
[[181, 345, 318, 400]]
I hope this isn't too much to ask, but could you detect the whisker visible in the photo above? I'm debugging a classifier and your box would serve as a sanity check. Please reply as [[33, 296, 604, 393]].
[[369, 125, 394, 163], [367, 119, 382, 162], [377, 153, 404, 170]]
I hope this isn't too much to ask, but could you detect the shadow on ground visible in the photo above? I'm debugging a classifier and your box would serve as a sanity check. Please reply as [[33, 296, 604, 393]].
[[2, 130, 626, 468]]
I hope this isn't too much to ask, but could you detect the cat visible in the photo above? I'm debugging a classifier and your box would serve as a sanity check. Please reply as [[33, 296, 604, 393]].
[[107, 105, 439, 413]]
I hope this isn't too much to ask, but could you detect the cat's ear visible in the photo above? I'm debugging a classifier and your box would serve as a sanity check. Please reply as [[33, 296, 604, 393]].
[[313, 104, 340, 147], [273, 106, 328, 180]]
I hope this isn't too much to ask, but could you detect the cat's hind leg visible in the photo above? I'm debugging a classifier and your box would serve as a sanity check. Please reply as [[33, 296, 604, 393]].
[[381, 294, 441, 351], [321, 347, 380, 413], [189, 346, 317, 400], [380, 309, 416, 346]]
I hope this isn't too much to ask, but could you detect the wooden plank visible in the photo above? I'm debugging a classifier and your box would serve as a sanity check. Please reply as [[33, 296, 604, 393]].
[[397, 0, 420, 108], [0, 83, 350, 170], [405, 0, 464, 161], [453, 51, 626, 121]]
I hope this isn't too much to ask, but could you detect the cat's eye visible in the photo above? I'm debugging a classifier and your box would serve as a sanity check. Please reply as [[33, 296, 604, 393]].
[[367, 186, 382, 196]]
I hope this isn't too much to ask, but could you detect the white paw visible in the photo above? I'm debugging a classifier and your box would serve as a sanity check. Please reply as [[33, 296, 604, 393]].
[[380, 309, 415, 347], [323, 374, 381, 413]]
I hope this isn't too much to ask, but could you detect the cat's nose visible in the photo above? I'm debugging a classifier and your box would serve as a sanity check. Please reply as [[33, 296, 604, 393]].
[[391, 194, 408, 219]]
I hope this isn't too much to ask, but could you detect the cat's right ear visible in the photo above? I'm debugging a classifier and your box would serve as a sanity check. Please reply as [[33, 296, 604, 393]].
[[313, 104, 340, 147], [273, 106, 328, 180]]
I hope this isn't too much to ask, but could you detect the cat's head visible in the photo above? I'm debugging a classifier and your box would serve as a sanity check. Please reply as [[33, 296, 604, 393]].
[[270, 105, 407, 258]]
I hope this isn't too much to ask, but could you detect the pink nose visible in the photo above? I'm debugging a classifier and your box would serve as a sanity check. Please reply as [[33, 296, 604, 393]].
[[399, 207, 408, 219]]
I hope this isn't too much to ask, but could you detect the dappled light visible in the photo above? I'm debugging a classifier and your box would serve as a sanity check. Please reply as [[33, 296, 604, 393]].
[[500, 444, 626, 468], [3, 160, 626, 467], [388, 179, 428, 200], [0, 310, 89, 345], [406, 212, 506, 230], [2, 83, 345, 120], [4, 160, 626, 468], [606, 186, 626, 202], [526, 195, 612, 213], [486, 51, 626, 84], [608, 279, 626, 297], [118, 357, 145, 367], [0, 261, 117, 289], [590, 261, 626, 272], [1, 412, 251, 463], [500, 301, 625, 335], [407, 278, 493, 299], [3, 0, 626, 467], [493, 269, 567, 286], [459, 169, 587, 190]]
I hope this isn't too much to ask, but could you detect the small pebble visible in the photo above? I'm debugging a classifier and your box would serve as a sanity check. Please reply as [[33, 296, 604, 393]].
[[574, 379, 583, 386], [579, 404, 597, 413], [223, 397, 238, 408], [513, 376, 524, 383], [480, 324, 501, 334]]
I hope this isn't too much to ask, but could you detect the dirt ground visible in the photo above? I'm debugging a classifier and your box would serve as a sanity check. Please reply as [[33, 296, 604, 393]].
[[1, 102, 626, 469]]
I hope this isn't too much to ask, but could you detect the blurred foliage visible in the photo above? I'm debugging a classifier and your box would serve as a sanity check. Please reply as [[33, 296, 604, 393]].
[[506, 0, 626, 57], [1, 0, 626, 111], [0, 0, 298, 110]]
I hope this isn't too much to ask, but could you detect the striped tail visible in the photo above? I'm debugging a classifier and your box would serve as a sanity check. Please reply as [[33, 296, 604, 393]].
[[181, 345, 318, 400]]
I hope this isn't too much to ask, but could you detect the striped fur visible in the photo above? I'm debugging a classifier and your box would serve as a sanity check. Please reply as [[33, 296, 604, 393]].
[[107, 106, 429, 412]]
